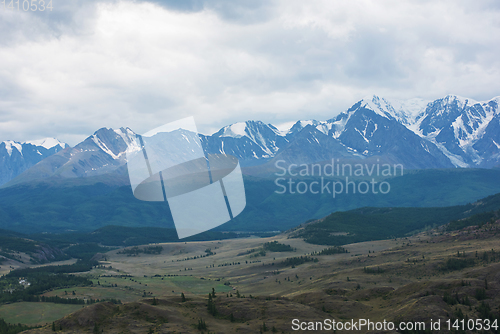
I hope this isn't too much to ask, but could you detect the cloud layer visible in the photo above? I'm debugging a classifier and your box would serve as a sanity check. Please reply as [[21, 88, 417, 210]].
[[0, 0, 499, 144]]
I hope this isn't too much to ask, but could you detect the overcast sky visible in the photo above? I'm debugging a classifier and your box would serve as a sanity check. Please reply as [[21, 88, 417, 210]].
[[0, 0, 499, 145]]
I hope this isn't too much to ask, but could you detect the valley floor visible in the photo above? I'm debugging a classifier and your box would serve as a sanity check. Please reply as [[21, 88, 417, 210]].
[[3, 221, 500, 333]]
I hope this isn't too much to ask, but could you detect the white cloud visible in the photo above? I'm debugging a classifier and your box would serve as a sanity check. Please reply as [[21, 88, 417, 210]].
[[0, 0, 499, 145]]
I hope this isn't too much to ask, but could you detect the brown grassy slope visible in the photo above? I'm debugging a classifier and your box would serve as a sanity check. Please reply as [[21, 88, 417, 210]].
[[22, 296, 328, 333]]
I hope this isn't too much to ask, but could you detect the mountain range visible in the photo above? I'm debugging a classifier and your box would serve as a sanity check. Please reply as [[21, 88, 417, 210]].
[[0, 138, 66, 186], [1, 94, 500, 187]]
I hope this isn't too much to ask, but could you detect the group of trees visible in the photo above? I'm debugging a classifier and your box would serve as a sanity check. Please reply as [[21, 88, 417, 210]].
[[249, 249, 267, 258], [7, 259, 97, 277], [118, 246, 163, 256], [314, 246, 349, 256], [442, 258, 476, 271], [447, 210, 499, 231], [263, 241, 295, 252], [293, 201, 499, 246], [442, 293, 498, 323], [0, 272, 93, 304], [18, 294, 120, 305], [0, 260, 97, 304], [172, 249, 215, 263], [242, 241, 295, 259], [281, 256, 318, 268], [0, 318, 33, 334], [64, 243, 111, 261], [217, 262, 241, 267]]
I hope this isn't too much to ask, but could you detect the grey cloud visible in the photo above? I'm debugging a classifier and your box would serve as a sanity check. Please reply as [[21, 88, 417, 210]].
[[0, 0, 499, 144], [140, 0, 273, 23], [137, 0, 205, 12], [0, 0, 108, 46]]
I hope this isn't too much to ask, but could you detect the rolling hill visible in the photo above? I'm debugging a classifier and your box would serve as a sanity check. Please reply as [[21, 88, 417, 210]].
[[292, 192, 500, 245]]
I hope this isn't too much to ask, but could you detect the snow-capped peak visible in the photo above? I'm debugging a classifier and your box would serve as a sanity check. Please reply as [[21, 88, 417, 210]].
[[25, 138, 67, 150], [3, 140, 23, 156], [438, 94, 479, 111], [218, 121, 280, 139], [220, 122, 249, 138], [360, 95, 424, 125], [361, 95, 395, 119]]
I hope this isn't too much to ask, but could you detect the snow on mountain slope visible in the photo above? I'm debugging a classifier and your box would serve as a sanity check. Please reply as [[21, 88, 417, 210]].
[[3, 141, 23, 156], [215, 121, 287, 156], [211, 94, 499, 169], [336, 94, 500, 168], [219, 122, 248, 138], [358, 95, 433, 128], [25, 138, 67, 150], [0, 139, 67, 186], [414, 95, 500, 167], [3, 94, 500, 186], [329, 98, 454, 168], [360, 95, 412, 125]]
